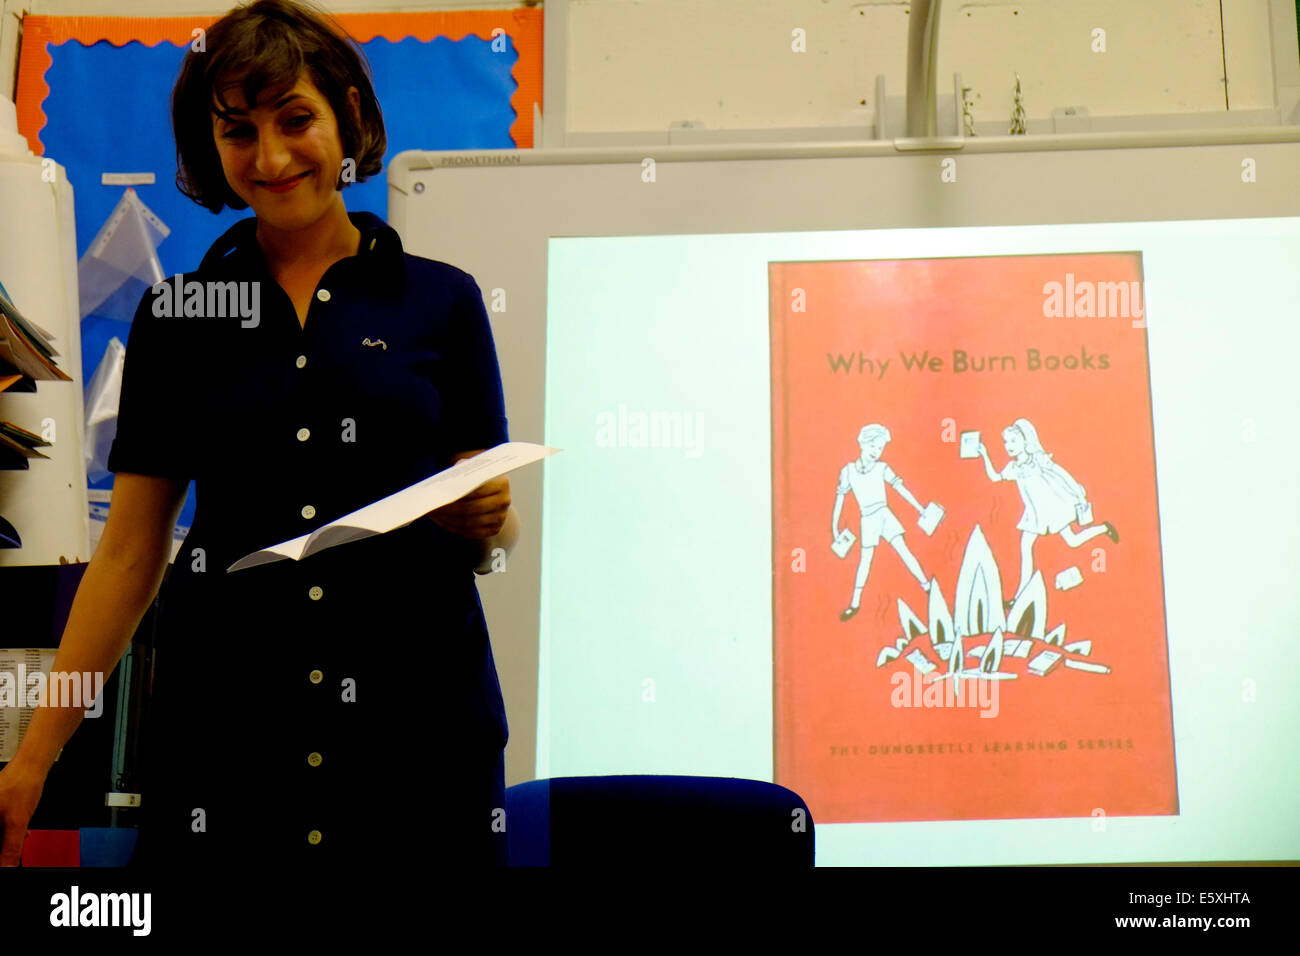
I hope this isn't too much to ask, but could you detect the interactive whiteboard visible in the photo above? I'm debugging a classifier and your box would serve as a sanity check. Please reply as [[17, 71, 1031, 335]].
[[389, 133, 1300, 864]]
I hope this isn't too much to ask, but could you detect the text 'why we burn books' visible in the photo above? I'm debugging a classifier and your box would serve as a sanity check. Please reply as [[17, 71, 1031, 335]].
[[227, 442, 557, 572]]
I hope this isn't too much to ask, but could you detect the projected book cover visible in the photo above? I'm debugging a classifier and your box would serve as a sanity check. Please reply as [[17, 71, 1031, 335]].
[[769, 253, 1177, 824]]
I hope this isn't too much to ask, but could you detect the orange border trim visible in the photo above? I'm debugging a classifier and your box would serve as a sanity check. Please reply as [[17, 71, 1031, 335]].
[[15, 10, 541, 155]]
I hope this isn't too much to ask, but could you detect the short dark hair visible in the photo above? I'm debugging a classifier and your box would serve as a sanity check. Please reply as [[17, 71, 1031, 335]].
[[171, 0, 386, 212]]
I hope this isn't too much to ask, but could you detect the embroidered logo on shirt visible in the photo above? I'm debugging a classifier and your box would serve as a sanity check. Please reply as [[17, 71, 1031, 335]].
[[362, 337, 388, 350]]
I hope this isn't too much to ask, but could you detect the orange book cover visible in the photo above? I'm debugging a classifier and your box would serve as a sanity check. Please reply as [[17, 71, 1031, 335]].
[[769, 253, 1177, 823]]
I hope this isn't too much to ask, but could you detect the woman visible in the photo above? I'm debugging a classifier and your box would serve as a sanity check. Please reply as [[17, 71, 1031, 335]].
[[0, 0, 519, 871], [976, 418, 1116, 606]]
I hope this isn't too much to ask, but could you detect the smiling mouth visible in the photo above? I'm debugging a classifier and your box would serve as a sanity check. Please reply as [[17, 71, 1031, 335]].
[[259, 170, 312, 187]]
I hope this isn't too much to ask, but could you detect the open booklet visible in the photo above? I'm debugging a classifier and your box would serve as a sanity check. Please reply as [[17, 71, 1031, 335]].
[[228, 441, 558, 572]]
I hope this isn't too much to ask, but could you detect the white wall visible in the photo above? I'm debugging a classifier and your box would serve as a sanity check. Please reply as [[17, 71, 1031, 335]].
[[2, 0, 1293, 130], [566, 0, 1273, 134]]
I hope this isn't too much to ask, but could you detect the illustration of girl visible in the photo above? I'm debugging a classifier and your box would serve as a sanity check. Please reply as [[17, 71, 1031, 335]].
[[833, 424, 932, 621], [976, 418, 1118, 605]]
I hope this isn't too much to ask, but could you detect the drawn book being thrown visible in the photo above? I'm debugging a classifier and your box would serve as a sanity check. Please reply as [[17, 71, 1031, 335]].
[[228, 442, 557, 572]]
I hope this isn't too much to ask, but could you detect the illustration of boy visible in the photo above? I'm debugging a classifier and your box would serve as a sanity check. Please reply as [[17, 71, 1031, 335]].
[[833, 424, 931, 621]]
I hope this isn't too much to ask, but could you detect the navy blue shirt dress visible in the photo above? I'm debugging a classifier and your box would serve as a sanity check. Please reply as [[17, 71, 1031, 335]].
[[108, 211, 511, 870]]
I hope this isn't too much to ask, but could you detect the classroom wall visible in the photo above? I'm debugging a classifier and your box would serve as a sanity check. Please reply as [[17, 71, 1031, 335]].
[[564, 0, 1277, 135], [1, 0, 1288, 129]]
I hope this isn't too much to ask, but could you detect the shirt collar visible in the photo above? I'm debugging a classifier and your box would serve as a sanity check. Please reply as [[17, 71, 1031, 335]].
[[198, 210, 406, 297]]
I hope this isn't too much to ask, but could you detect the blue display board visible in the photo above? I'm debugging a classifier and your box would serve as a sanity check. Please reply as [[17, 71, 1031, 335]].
[[37, 33, 519, 515]]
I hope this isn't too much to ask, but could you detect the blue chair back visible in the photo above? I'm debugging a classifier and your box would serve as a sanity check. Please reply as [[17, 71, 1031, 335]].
[[505, 775, 814, 866]]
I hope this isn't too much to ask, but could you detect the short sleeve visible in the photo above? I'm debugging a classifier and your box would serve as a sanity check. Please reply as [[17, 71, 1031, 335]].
[[836, 465, 850, 495], [999, 461, 1018, 481], [883, 463, 899, 485], [105, 289, 193, 479], [438, 272, 510, 453]]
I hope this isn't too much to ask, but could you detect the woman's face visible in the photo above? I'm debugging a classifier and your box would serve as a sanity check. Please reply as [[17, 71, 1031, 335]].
[[1003, 428, 1024, 456], [211, 73, 356, 231]]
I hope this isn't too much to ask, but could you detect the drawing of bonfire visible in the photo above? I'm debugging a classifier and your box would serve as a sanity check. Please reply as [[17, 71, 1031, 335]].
[[876, 525, 1110, 682]]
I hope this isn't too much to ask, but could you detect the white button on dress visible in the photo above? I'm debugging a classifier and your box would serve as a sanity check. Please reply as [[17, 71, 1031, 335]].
[[316, 289, 331, 302], [301, 505, 316, 519], [297, 428, 310, 441], [308, 586, 323, 601], [296, 355, 307, 368]]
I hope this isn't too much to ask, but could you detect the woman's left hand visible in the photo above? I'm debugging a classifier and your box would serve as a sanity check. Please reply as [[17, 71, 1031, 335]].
[[426, 476, 511, 539]]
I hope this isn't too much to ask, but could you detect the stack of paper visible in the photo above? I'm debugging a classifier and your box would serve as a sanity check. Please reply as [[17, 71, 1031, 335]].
[[0, 419, 51, 470], [0, 280, 72, 387], [0, 281, 66, 553]]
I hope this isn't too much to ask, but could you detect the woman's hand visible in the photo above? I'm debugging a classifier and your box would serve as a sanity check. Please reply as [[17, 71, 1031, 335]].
[[426, 476, 511, 539], [0, 759, 49, 866]]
